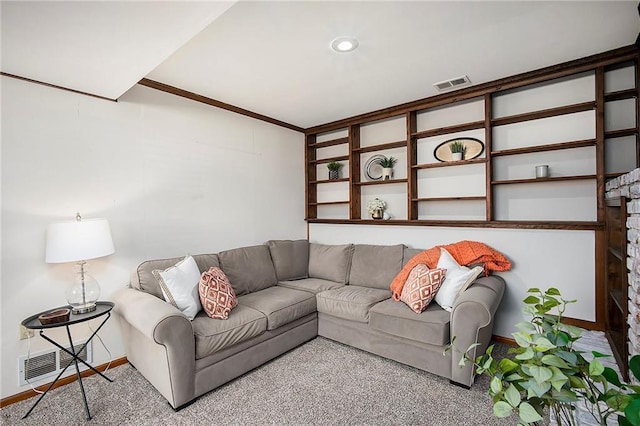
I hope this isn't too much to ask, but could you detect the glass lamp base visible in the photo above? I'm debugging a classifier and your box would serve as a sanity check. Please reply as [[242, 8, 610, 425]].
[[71, 303, 97, 314], [66, 263, 101, 315]]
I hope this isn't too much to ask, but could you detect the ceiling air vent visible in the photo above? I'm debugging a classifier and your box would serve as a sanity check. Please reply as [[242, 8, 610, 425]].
[[433, 75, 471, 92]]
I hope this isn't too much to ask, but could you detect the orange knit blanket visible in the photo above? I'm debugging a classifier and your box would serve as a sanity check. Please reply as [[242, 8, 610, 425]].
[[391, 240, 511, 301]]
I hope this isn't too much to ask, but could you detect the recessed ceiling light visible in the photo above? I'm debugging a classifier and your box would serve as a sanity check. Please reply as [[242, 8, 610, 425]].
[[331, 37, 359, 53]]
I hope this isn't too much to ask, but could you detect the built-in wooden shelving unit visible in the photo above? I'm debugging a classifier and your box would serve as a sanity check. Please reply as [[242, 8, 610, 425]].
[[305, 45, 640, 229], [605, 196, 629, 381]]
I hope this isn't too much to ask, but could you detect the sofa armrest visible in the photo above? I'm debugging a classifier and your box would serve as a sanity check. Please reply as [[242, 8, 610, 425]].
[[113, 287, 196, 408], [449, 275, 505, 387], [113, 287, 193, 342]]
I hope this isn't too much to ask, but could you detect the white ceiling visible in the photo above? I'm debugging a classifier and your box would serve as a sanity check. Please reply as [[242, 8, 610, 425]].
[[1, 1, 235, 100], [2, 1, 638, 129]]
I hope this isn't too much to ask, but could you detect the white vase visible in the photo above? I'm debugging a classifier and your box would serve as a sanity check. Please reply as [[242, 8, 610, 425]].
[[451, 152, 463, 161], [382, 167, 393, 180]]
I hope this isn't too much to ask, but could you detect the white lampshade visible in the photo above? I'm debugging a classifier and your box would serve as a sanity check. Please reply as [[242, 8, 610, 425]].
[[45, 218, 115, 263]]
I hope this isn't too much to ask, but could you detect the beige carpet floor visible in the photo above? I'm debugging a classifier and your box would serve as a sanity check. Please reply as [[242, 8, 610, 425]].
[[1, 337, 513, 425]]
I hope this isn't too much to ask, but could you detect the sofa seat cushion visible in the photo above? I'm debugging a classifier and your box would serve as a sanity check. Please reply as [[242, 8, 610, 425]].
[[277, 278, 345, 294], [316, 286, 391, 323], [369, 299, 451, 346], [238, 287, 317, 330], [192, 305, 267, 359]]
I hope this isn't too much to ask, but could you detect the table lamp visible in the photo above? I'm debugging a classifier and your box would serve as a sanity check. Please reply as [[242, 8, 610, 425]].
[[45, 213, 115, 314]]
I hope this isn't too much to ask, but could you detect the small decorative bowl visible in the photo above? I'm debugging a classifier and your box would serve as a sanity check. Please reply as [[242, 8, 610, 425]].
[[38, 308, 71, 325]]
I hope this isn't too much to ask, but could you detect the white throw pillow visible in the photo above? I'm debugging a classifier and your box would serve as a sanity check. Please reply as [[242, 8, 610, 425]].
[[152, 255, 202, 320], [434, 248, 484, 312]]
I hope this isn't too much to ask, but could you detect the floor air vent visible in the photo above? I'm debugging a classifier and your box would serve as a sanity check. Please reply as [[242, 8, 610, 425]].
[[21, 351, 56, 382], [433, 75, 471, 92], [19, 340, 92, 385]]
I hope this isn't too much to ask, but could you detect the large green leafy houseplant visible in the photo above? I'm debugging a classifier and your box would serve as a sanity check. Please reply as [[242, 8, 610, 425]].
[[465, 288, 640, 425]]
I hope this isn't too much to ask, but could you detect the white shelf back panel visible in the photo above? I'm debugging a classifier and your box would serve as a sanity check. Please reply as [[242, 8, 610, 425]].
[[605, 64, 635, 93], [416, 98, 484, 132], [492, 72, 594, 119], [494, 180, 596, 221], [316, 128, 348, 143], [605, 98, 636, 131], [360, 115, 405, 147], [493, 111, 595, 151], [316, 204, 349, 220], [605, 135, 637, 175], [492, 146, 596, 181], [316, 181, 349, 203], [418, 199, 486, 221], [417, 163, 485, 198], [315, 144, 348, 160]]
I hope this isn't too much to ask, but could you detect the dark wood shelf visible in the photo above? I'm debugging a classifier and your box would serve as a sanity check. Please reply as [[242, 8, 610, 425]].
[[309, 155, 349, 165], [491, 174, 596, 185], [610, 288, 626, 312], [309, 137, 348, 149], [306, 218, 601, 230], [308, 201, 349, 206], [413, 196, 486, 202], [412, 120, 485, 139], [413, 158, 486, 170], [605, 128, 638, 139], [605, 172, 626, 179], [608, 247, 623, 261], [605, 195, 629, 381], [353, 140, 406, 153], [604, 88, 637, 103], [309, 178, 350, 184], [491, 101, 595, 127], [355, 178, 408, 186], [491, 138, 596, 157], [605, 197, 622, 207]]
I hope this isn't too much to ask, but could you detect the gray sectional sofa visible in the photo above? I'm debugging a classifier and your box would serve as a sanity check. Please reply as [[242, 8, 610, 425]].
[[113, 240, 505, 409]]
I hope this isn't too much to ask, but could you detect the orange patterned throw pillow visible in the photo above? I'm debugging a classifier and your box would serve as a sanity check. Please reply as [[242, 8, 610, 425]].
[[399, 264, 446, 314], [199, 267, 238, 320]]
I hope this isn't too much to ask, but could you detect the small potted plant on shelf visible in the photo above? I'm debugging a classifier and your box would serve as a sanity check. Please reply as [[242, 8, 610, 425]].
[[367, 198, 386, 220], [327, 161, 342, 180], [379, 156, 397, 181], [449, 141, 465, 161]]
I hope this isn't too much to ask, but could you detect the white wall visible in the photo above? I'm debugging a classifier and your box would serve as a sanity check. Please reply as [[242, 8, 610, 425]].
[[308, 224, 595, 339], [0, 76, 306, 399]]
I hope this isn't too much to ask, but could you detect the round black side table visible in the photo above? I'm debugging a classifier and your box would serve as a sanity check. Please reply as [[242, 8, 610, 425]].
[[21, 301, 114, 420]]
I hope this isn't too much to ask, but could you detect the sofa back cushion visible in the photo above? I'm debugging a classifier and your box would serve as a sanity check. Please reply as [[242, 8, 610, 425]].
[[349, 244, 405, 290], [265, 239, 309, 281], [403, 247, 423, 266], [131, 254, 219, 300], [218, 245, 278, 296], [308, 243, 353, 284]]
